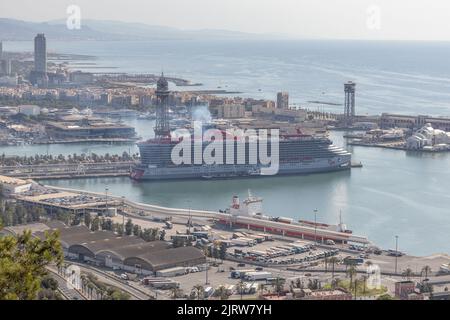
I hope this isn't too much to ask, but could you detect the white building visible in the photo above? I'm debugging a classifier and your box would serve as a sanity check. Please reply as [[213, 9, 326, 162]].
[[18, 104, 41, 116], [406, 123, 450, 150]]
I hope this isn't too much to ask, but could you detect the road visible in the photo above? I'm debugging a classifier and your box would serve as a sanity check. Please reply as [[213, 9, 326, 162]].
[[66, 261, 156, 300], [46, 267, 86, 300]]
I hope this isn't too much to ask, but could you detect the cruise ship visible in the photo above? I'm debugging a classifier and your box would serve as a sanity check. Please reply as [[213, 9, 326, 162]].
[[130, 131, 351, 180], [130, 74, 351, 181]]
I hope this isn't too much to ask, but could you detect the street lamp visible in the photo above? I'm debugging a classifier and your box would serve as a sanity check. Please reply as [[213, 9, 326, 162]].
[[395, 235, 399, 275], [122, 196, 126, 234], [187, 200, 192, 234], [313, 209, 318, 244], [105, 186, 109, 215]]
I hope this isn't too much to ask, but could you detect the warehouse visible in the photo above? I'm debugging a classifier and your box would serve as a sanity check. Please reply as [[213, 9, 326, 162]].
[[45, 119, 136, 139], [123, 246, 206, 273], [0, 175, 32, 195], [33, 222, 205, 275]]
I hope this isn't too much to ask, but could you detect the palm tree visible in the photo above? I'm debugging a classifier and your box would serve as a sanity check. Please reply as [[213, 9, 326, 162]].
[[193, 284, 204, 300], [274, 277, 285, 296], [237, 280, 245, 300], [402, 268, 414, 281], [346, 265, 357, 289], [258, 283, 265, 298], [421, 266, 431, 281], [361, 275, 368, 294], [170, 288, 183, 299], [353, 278, 359, 299], [329, 257, 339, 279], [214, 285, 229, 300]]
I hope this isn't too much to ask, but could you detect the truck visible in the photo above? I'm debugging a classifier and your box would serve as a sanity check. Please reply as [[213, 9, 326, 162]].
[[230, 238, 253, 247], [204, 286, 215, 298], [191, 231, 209, 239], [343, 257, 364, 265], [387, 249, 404, 257], [230, 269, 254, 279], [244, 271, 273, 281], [164, 221, 173, 229]]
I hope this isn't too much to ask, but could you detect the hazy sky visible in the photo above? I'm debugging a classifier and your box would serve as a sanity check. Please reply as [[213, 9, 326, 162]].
[[2, 0, 450, 40]]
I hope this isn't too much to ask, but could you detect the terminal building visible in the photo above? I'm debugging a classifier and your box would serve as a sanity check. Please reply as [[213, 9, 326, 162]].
[[45, 118, 136, 139], [30, 222, 206, 275]]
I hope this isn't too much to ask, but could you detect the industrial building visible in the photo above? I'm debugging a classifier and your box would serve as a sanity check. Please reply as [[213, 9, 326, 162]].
[[33, 222, 206, 275], [45, 118, 136, 139], [18, 104, 41, 116], [381, 113, 450, 131], [0, 175, 32, 195]]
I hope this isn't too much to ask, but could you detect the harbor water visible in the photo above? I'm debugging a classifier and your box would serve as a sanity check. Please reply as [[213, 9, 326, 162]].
[[3, 39, 450, 255]]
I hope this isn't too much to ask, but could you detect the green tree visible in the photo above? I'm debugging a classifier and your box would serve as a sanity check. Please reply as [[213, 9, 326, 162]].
[[132, 224, 141, 236], [125, 219, 133, 236], [84, 212, 91, 228], [329, 257, 339, 279], [346, 265, 357, 290], [0, 230, 63, 300], [402, 268, 414, 281], [41, 276, 58, 291], [192, 284, 204, 300], [421, 265, 431, 280], [91, 216, 100, 232], [219, 243, 227, 261], [274, 277, 285, 296], [213, 285, 229, 300]]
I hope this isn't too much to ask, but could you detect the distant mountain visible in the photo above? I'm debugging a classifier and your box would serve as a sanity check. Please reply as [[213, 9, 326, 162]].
[[0, 18, 114, 40], [0, 18, 283, 41]]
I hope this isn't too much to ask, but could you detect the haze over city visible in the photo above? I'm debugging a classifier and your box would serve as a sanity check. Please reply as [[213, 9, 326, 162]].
[[2, 0, 450, 41]]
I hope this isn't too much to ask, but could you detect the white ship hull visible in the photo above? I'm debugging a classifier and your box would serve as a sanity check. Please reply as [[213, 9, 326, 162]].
[[131, 155, 351, 180]]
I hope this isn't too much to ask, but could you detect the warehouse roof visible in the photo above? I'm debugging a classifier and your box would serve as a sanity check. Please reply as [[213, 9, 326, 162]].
[[124, 246, 206, 270], [96, 241, 170, 261], [30, 223, 205, 271]]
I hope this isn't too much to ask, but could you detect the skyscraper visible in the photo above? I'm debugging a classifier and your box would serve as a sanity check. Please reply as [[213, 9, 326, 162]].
[[0, 59, 11, 75], [34, 34, 47, 73], [277, 92, 289, 109]]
